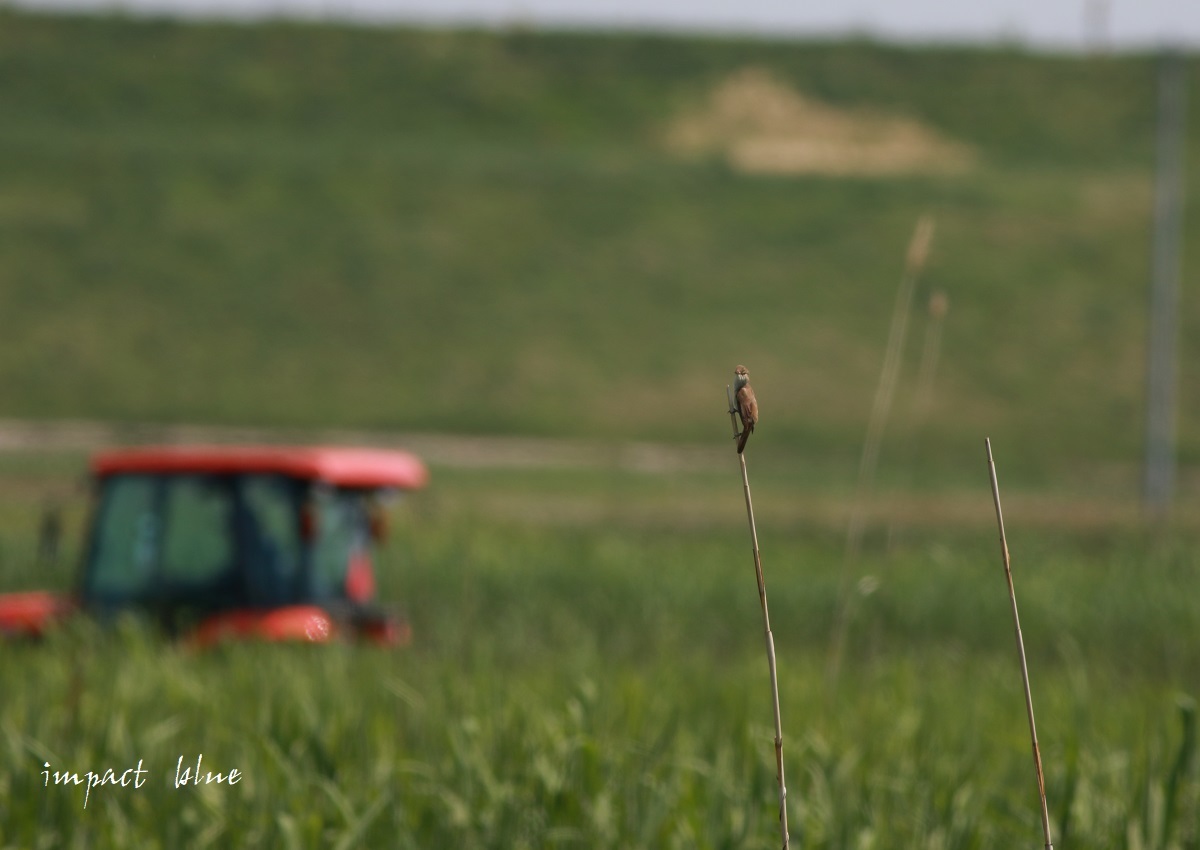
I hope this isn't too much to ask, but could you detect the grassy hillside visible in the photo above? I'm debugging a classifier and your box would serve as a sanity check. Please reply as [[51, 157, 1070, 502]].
[[0, 10, 1198, 491]]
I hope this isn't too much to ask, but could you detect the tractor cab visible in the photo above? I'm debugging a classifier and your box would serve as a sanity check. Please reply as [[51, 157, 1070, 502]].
[[0, 445, 428, 646]]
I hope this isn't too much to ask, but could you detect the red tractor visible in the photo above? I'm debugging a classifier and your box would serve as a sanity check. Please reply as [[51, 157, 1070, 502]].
[[0, 445, 428, 646]]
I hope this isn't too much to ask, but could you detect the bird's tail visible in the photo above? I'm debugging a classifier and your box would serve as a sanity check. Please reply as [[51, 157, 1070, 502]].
[[737, 426, 752, 454]]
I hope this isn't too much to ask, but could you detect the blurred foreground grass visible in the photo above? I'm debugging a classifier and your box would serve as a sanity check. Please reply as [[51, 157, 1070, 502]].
[[4, 625, 1197, 849], [2, 450, 1199, 847]]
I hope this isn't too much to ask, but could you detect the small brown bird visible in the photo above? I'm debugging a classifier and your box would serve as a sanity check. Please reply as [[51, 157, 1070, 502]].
[[734, 364, 758, 453]]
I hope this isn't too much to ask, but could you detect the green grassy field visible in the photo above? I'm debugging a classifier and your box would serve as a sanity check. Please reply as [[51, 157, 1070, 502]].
[[1, 452, 1199, 847], [2, 8, 1200, 847]]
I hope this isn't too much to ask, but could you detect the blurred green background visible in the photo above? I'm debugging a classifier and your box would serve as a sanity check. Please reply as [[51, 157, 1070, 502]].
[[2, 9, 1198, 485], [2, 8, 1200, 848]]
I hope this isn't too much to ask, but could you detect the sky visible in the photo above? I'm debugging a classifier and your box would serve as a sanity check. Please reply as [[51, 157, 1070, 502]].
[[10, 0, 1200, 51]]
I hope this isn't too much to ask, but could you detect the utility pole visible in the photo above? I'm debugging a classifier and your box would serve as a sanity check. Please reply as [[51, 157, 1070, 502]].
[[1083, 0, 1109, 54], [1143, 49, 1188, 519]]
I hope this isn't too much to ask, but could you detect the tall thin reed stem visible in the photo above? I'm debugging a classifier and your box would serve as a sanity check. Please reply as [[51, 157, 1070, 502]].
[[727, 384, 789, 850], [986, 437, 1053, 850], [828, 215, 936, 689]]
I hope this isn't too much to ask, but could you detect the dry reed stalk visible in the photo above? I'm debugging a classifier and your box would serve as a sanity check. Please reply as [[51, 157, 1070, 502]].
[[913, 290, 949, 416], [885, 290, 950, 548], [827, 216, 936, 689], [986, 438, 1054, 850], [726, 383, 789, 850]]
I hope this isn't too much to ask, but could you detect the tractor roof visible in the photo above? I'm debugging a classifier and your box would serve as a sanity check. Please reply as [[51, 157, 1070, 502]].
[[91, 445, 429, 490]]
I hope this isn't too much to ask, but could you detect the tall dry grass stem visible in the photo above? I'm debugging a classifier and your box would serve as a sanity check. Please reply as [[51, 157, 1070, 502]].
[[913, 290, 949, 416], [986, 437, 1054, 850], [887, 290, 950, 546], [827, 215, 936, 689], [726, 383, 789, 850]]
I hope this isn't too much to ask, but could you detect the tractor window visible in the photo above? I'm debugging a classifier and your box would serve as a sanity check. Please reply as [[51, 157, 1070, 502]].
[[160, 476, 234, 587], [239, 475, 302, 605], [309, 488, 364, 600], [87, 475, 158, 601]]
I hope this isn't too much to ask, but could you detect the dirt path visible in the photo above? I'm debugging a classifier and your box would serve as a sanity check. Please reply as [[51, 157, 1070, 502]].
[[0, 418, 727, 474]]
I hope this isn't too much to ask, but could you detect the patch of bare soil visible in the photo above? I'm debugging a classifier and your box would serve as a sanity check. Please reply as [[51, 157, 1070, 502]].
[[665, 67, 976, 177]]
